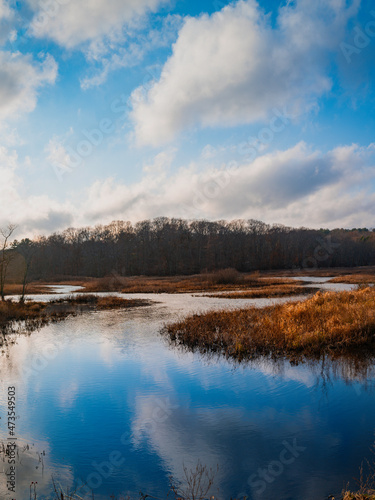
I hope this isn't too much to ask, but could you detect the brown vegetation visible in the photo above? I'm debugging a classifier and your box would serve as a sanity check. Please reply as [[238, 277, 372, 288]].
[[205, 284, 317, 299], [330, 274, 375, 284], [164, 287, 375, 360], [10, 219, 375, 280], [71, 272, 301, 294], [54, 294, 151, 310], [342, 454, 375, 500], [342, 493, 375, 499], [0, 299, 49, 326], [0, 295, 151, 334], [2, 282, 54, 295], [6, 266, 375, 297]]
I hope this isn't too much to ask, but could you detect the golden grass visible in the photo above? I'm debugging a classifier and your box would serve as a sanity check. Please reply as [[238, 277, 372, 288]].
[[3, 283, 55, 295], [77, 273, 301, 294], [164, 287, 375, 360], [330, 274, 375, 284], [6, 265, 375, 296], [205, 284, 317, 299], [0, 295, 151, 333], [0, 300, 47, 326], [56, 294, 151, 310], [0, 300, 67, 337], [342, 493, 375, 499]]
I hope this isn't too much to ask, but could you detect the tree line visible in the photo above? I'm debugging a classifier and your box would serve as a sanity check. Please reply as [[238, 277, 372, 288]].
[[2, 218, 374, 284]]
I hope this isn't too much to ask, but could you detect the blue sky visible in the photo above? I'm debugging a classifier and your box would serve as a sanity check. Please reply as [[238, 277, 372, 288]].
[[0, 0, 375, 236]]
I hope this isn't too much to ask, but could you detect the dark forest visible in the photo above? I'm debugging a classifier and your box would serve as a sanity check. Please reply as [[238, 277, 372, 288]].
[[10, 218, 375, 280]]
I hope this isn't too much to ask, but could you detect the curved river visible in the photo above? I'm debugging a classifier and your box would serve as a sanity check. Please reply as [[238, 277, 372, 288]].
[[1, 279, 374, 500]]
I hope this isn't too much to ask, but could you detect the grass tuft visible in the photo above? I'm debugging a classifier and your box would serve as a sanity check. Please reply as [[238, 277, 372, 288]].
[[164, 287, 375, 360], [205, 284, 317, 299]]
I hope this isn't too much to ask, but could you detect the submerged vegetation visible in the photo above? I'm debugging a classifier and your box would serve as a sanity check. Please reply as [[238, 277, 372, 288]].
[[164, 287, 375, 361], [0, 295, 151, 335], [342, 447, 375, 500], [51, 294, 151, 310], [343, 492, 375, 499]]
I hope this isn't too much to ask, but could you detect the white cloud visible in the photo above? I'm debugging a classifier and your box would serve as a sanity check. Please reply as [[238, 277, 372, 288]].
[[0, 52, 57, 122], [80, 14, 182, 89], [45, 129, 75, 168], [0, 0, 12, 20], [131, 0, 359, 146], [4, 142, 375, 237], [76, 142, 375, 230], [28, 0, 169, 49], [0, 146, 74, 236], [0, 0, 15, 44]]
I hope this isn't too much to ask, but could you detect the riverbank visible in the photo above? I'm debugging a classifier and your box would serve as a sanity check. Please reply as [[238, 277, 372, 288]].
[[0, 295, 152, 333], [5, 265, 375, 297], [203, 284, 317, 299], [164, 287, 375, 360]]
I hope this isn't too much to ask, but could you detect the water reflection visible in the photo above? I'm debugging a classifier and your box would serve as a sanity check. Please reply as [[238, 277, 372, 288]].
[[0, 288, 373, 499]]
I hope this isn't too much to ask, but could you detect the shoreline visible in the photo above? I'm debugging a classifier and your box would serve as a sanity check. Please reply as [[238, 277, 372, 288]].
[[3, 265, 374, 297], [163, 287, 375, 362], [0, 295, 153, 335]]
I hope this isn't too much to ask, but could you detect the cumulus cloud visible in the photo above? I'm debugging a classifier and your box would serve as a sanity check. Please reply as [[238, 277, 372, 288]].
[[77, 142, 375, 229], [0, 146, 74, 236], [131, 0, 360, 146], [80, 14, 182, 89], [28, 0, 169, 49], [0, 52, 57, 122], [0, 0, 11, 21], [5, 142, 375, 237], [0, 0, 14, 44]]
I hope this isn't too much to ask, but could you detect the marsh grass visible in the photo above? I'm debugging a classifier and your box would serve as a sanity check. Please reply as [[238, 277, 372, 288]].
[[51, 294, 151, 310], [164, 288, 375, 360], [0, 295, 151, 334], [205, 284, 317, 299], [342, 494, 375, 499], [330, 274, 375, 285], [78, 273, 300, 294], [342, 444, 375, 500], [0, 300, 65, 336]]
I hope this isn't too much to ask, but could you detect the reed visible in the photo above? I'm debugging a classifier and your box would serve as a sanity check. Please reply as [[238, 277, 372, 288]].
[[0, 295, 151, 333], [330, 274, 375, 284], [164, 288, 375, 360], [205, 284, 316, 299], [79, 273, 300, 294]]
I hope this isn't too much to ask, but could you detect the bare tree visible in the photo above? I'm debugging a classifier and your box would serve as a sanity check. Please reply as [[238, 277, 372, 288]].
[[15, 239, 35, 303], [0, 224, 17, 301], [169, 461, 218, 500]]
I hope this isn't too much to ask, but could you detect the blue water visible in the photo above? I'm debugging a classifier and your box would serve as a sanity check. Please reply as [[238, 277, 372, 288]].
[[0, 286, 374, 500]]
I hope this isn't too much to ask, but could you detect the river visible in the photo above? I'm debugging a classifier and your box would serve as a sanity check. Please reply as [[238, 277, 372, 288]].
[[0, 279, 374, 500]]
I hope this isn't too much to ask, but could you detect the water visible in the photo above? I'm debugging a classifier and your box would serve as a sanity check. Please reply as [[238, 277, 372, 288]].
[[0, 279, 373, 500], [42, 285, 85, 294]]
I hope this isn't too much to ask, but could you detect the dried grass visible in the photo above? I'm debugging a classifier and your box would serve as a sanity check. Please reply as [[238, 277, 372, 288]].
[[205, 285, 316, 299], [330, 274, 375, 285], [164, 287, 375, 360]]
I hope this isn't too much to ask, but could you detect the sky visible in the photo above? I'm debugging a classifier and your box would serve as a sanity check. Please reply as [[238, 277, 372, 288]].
[[0, 0, 375, 237]]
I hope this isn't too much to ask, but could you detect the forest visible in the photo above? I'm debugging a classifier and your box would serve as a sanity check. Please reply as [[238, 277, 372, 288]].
[[3, 218, 375, 281]]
